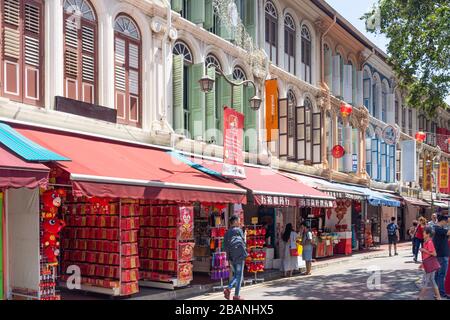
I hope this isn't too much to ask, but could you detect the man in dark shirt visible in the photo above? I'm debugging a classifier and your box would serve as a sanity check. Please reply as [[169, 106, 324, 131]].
[[433, 215, 450, 298]]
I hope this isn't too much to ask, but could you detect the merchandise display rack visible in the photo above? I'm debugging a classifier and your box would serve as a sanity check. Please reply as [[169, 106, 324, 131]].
[[244, 224, 266, 285], [60, 197, 140, 296]]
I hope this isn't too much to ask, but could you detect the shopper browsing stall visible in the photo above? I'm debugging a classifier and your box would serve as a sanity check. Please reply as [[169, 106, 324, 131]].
[[223, 215, 248, 301], [281, 223, 299, 277], [300, 222, 314, 276]]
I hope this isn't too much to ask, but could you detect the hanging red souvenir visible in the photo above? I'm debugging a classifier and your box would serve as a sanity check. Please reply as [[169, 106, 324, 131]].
[[332, 145, 345, 159], [415, 131, 426, 142]]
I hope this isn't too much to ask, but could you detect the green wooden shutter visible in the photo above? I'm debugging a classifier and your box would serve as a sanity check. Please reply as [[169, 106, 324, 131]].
[[218, 20, 233, 41], [205, 67, 216, 138], [172, 0, 183, 12], [245, 0, 256, 43], [232, 85, 244, 114], [204, 0, 214, 30], [189, 63, 206, 140], [190, 0, 205, 24], [244, 85, 257, 152], [172, 55, 184, 132], [216, 75, 232, 136]]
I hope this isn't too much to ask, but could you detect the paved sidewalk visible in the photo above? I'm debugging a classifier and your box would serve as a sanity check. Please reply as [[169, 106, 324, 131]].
[[60, 242, 411, 300], [127, 243, 411, 300]]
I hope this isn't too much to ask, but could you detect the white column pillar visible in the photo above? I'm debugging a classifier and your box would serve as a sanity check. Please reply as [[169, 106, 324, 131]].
[[45, 0, 64, 109], [98, 12, 115, 109]]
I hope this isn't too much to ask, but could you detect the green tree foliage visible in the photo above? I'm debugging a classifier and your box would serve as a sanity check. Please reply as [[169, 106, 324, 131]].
[[363, 0, 450, 115]]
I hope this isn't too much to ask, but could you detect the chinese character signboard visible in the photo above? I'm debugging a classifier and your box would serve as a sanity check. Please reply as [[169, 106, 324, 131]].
[[222, 107, 246, 179], [423, 155, 432, 191], [439, 161, 449, 191], [265, 79, 279, 142]]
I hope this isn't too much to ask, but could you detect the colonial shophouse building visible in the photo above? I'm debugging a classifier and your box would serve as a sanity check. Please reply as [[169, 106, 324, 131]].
[[1, 1, 450, 298]]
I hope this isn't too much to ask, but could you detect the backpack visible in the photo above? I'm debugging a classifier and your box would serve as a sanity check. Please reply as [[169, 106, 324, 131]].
[[387, 223, 397, 236]]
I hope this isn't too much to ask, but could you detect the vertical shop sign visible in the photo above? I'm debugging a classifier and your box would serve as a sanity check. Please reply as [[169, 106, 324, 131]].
[[265, 79, 279, 142], [439, 162, 449, 191], [400, 140, 416, 182], [222, 107, 246, 179], [423, 156, 432, 191]]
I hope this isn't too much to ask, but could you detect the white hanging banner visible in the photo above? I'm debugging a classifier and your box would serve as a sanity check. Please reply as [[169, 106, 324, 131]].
[[401, 140, 417, 182]]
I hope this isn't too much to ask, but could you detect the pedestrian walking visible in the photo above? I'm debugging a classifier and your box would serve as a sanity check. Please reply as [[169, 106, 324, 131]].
[[300, 222, 314, 275], [409, 220, 418, 254], [432, 214, 450, 299], [281, 223, 299, 277], [417, 227, 441, 300], [223, 215, 248, 300], [387, 217, 399, 257], [413, 217, 426, 263], [427, 213, 438, 231]]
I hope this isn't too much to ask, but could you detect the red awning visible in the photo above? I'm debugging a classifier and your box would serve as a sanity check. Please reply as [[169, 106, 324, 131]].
[[0, 146, 49, 189], [403, 197, 430, 208], [190, 158, 335, 207], [13, 125, 246, 203]]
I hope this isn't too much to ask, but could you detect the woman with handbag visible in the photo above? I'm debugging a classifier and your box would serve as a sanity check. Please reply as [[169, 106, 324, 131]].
[[418, 227, 441, 300], [282, 223, 299, 277], [300, 222, 314, 275], [413, 217, 426, 262]]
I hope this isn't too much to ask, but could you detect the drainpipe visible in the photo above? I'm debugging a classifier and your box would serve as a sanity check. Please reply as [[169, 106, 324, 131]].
[[320, 15, 336, 85], [161, 0, 173, 132]]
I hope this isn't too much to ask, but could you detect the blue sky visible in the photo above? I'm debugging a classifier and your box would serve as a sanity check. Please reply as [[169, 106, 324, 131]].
[[325, 0, 388, 52]]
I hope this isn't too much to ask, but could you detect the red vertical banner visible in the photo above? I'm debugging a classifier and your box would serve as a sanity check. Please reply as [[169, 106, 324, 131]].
[[222, 107, 246, 179]]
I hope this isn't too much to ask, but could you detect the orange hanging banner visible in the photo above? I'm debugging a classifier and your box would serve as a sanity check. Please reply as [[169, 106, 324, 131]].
[[265, 79, 279, 142]]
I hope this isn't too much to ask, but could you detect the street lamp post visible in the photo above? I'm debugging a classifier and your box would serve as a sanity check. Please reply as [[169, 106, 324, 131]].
[[199, 63, 262, 111]]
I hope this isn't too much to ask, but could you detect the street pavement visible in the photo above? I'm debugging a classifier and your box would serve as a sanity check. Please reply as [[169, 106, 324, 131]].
[[189, 246, 432, 300]]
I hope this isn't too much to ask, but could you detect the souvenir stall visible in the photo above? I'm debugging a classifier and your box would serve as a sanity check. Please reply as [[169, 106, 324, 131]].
[[0, 130, 65, 300], [9, 124, 247, 296], [192, 202, 231, 284]]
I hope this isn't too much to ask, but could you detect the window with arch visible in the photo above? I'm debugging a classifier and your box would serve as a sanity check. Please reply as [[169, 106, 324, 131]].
[[63, 0, 97, 104], [284, 14, 295, 74], [232, 66, 246, 81], [324, 44, 332, 89], [394, 95, 399, 124], [172, 41, 193, 133], [348, 60, 356, 105], [401, 106, 406, 132], [372, 75, 380, 118], [381, 81, 388, 123], [408, 109, 413, 136], [337, 53, 344, 98], [296, 97, 321, 163], [205, 54, 223, 135], [114, 15, 141, 127], [265, 1, 278, 64], [301, 26, 312, 84], [363, 68, 371, 111], [1, 0, 44, 106], [287, 90, 296, 159]]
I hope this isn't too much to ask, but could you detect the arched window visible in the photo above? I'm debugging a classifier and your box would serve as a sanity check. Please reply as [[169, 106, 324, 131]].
[[63, 0, 97, 104], [173, 41, 193, 64], [349, 61, 356, 105], [337, 53, 344, 98], [114, 15, 141, 126], [401, 106, 407, 132], [265, 1, 278, 64], [301, 26, 312, 84], [205, 54, 221, 70], [284, 14, 295, 74], [173, 41, 193, 132], [1, 0, 44, 106], [295, 97, 321, 163], [381, 81, 388, 123], [394, 94, 399, 124], [324, 44, 332, 89], [363, 68, 371, 111], [287, 90, 296, 159], [372, 74, 381, 118], [232, 66, 246, 81]]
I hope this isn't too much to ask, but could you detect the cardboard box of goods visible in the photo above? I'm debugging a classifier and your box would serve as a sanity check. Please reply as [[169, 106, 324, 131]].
[[168, 239, 177, 249], [121, 269, 139, 282], [122, 256, 139, 269], [86, 216, 96, 227], [163, 261, 176, 272], [168, 228, 177, 239], [95, 265, 105, 278], [86, 251, 96, 263], [151, 206, 161, 217], [120, 282, 139, 296]]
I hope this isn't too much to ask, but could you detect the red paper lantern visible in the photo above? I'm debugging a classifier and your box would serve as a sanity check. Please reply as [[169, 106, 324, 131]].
[[415, 131, 426, 142], [340, 103, 353, 117], [332, 145, 345, 159]]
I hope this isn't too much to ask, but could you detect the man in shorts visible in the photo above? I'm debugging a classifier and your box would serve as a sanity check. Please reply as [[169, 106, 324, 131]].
[[387, 217, 399, 257]]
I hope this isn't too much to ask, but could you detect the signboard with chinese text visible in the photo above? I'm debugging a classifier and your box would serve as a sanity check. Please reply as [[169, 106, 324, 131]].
[[265, 79, 279, 142], [222, 107, 246, 179]]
